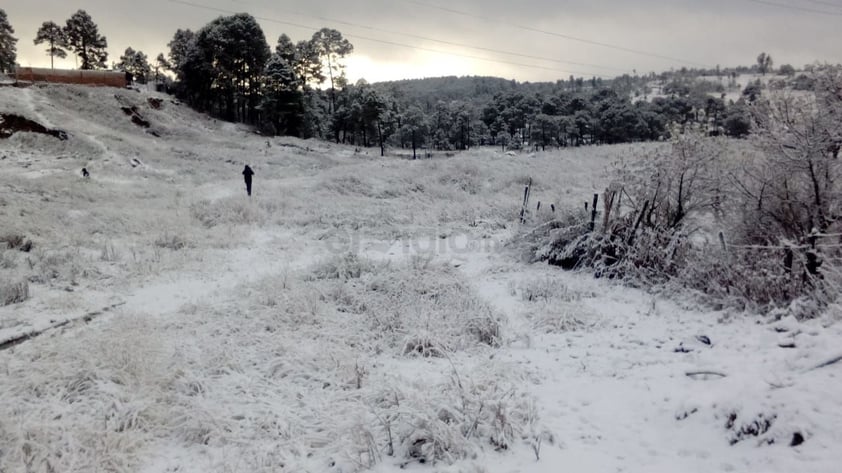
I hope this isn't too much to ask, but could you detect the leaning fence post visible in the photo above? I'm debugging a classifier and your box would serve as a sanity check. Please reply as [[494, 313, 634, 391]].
[[519, 177, 532, 224], [784, 246, 794, 274], [589, 193, 599, 231], [718, 231, 727, 252], [806, 229, 821, 276], [627, 200, 649, 246]]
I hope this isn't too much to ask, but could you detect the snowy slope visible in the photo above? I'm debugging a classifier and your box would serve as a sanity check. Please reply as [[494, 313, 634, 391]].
[[1, 84, 840, 473]]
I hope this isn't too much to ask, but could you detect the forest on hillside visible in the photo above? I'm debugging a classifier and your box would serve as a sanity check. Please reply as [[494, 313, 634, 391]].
[[0, 9, 821, 156]]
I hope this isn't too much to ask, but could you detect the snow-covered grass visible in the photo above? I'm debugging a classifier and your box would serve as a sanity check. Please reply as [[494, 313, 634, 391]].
[[1, 84, 841, 473]]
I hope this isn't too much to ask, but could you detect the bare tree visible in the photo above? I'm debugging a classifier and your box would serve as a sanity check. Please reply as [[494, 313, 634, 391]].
[[757, 52, 773, 76], [736, 66, 842, 242]]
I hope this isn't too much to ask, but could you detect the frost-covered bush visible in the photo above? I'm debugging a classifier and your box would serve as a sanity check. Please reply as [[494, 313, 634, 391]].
[[345, 362, 549, 468], [307, 252, 379, 281], [514, 277, 595, 332], [190, 197, 267, 228], [319, 259, 504, 356], [0, 279, 29, 306], [153, 232, 190, 250], [524, 121, 840, 316]]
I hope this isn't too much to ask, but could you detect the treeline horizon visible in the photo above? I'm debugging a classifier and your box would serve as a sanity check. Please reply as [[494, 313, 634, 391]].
[[0, 8, 828, 154]]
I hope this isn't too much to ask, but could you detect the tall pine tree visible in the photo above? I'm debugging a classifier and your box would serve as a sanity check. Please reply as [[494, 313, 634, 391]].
[[183, 14, 270, 122], [34, 21, 67, 69], [64, 10, 108, 70], [261, 53, 303, 136], [116, 47, 150, 83], [0, 9, 17, 74], [310, 28, 353, 114]]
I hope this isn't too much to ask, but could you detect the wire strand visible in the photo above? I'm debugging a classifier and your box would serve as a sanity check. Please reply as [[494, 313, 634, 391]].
[[236, 0, 629, 73], [168, 0, 615, 78], [743, 0, 842, 16], [400, 0, 711, 67]]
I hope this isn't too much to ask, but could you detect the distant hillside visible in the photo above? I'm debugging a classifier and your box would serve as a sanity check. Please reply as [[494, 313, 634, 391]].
[[370, 75, 574, 110]]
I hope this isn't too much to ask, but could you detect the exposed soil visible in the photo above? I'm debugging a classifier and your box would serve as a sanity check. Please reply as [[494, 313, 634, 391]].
[[0, 114, 67, 140]]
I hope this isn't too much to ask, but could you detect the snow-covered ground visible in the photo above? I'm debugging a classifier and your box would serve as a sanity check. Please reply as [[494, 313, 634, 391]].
[[1, 84, 840, 472]]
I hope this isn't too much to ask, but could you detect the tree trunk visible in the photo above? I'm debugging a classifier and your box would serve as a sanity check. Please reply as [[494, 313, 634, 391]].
[[378, 122, 385, 157]]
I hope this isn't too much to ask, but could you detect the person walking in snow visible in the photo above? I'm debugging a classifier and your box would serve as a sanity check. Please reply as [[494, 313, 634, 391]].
[[242, 164, 254, 197]]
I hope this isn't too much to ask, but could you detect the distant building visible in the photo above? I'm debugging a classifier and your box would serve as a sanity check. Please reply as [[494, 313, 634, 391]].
[[14, 67, 127, 88]]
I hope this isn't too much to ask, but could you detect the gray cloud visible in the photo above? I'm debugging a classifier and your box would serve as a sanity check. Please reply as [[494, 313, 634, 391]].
[[6, 0, 841, 83]]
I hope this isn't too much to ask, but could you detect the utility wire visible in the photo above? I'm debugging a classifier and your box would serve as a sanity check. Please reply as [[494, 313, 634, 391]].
[[804, 0, 842, 9], [168, 0, 615, 78], [234, 0, 628, 73], [401, 0, 711, 68], [743, 0, 842, 15]]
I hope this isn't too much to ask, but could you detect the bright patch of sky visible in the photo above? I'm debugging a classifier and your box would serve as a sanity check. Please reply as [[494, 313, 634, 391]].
[[7, 0, 842, 82]]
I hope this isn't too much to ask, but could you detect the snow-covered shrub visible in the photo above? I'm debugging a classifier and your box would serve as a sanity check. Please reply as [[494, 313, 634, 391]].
[[27, 248, 86, 285], [304, 258, 504, 356], [525, 120, 840, 316], [0, 233, 27, 250], [153, 232, 190, 250], [514, 277, 595, 332], [518, 277, 576, 302], [361, 263, 502, 355], [190, 197, 266, 228], [361, 362, 548, 466], [307, 252, 379, 281], [0, 279, 28, 306]]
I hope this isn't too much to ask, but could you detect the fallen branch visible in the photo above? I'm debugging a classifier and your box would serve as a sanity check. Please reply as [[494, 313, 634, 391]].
[[685, 370, 727, 379], [807, 354, 842, 372], [0, 301, 126, 351]]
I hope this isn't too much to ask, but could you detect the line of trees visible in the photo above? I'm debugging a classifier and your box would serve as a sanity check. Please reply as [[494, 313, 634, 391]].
[[159, 13, 765, 157], [31, 10, 109, 70], [3, 8, 166, 85], [163, 14, 356, 137], [0, 8, 813, 158]]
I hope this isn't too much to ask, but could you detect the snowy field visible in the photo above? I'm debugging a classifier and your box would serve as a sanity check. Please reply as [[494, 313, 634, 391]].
[[1, 84, 841, 472]]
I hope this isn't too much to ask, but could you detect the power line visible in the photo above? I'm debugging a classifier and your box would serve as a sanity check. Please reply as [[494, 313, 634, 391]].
[[243, 1, 628, 73], [743, 0, 842, 15], [167, 0, 615, 78], [803, 0, 842, 8], [400, 0, 711, 68]]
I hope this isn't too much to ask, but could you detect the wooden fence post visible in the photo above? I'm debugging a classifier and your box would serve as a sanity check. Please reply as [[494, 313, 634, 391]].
[[806, 230, 821, 276], [627, 200, 649, 246], [519, 178, 532, 224], [602, 189, 616, 233], [589, 193, 599, 231]]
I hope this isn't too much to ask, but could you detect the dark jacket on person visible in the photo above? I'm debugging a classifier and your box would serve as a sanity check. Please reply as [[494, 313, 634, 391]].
[[243, 165, 254, 196]]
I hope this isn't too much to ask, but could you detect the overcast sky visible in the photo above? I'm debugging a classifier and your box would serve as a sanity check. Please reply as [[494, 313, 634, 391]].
[[5, 0, 842, 83]]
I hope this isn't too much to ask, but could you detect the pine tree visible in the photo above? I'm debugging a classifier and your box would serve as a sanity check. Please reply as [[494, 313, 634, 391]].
[[179, 14, 269, 122], [261, 53, 303, 136], [64, 10, 108, 70], [401, 106, 429, 159], [116, 47, 150, 83], [0, 9, 18, 74], [310, 28, 353, 114], [756, 52, 773, 76], [34, 21, 67, 69], [166, 29, 194, 74], [153, 53, 169, 84]]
